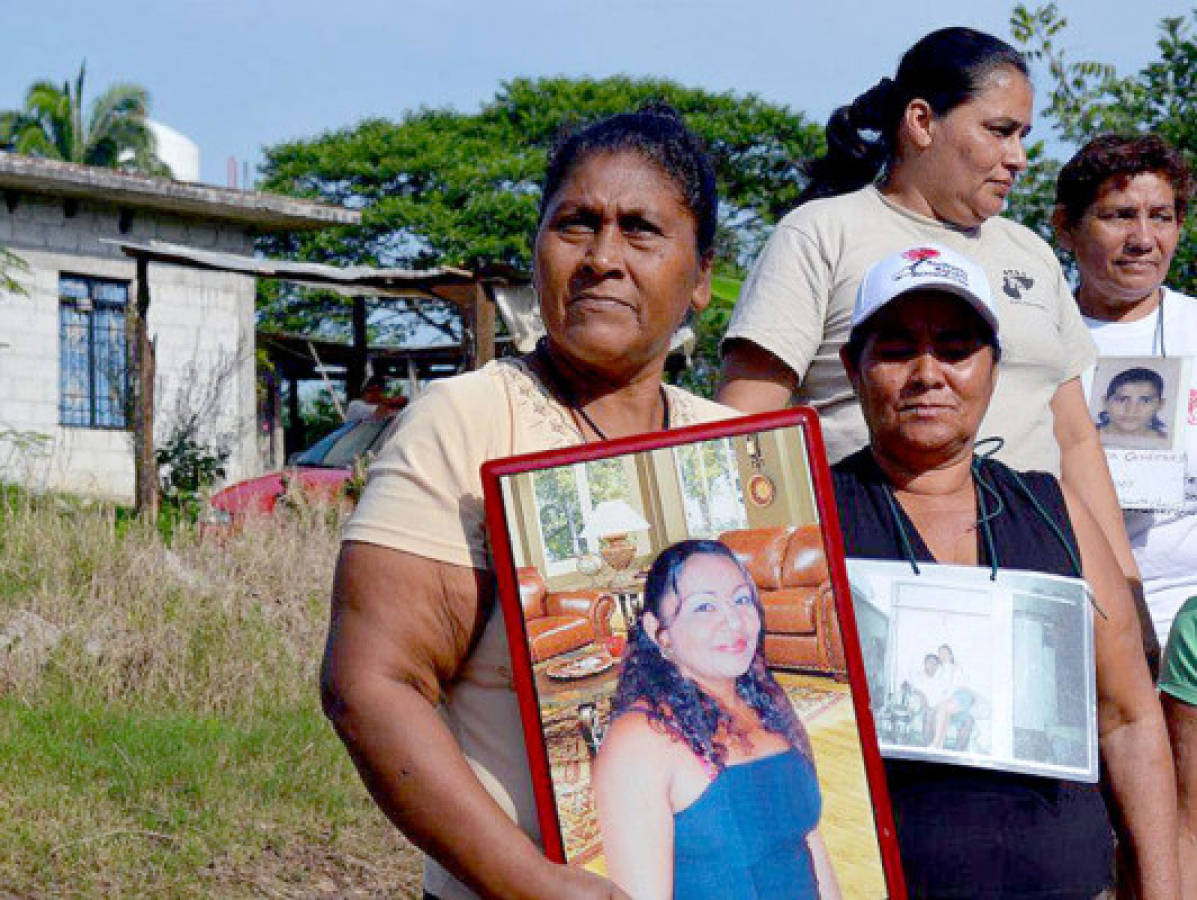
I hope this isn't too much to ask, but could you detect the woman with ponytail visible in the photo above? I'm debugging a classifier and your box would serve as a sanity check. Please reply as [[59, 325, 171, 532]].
[[716, 26, 1144, 631]]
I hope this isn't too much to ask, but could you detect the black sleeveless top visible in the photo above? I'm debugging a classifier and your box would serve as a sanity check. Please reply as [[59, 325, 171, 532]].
[[833, 448, 1113, 898]]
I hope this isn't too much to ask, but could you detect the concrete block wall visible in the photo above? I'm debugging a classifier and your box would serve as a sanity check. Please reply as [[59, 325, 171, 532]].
[[0, 194, 260, 502]]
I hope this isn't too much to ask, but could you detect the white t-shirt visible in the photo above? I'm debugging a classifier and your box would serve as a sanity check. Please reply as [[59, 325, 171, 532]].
[[1083, 287, 1197, 645], [912, 666, 950, 707], [940, 660, 967, 695], [725, 186, 1097, 474], [344, 358, 732, 899]]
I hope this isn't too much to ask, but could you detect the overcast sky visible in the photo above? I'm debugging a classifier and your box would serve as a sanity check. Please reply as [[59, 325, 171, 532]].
[[2, 0, 1189, 186]]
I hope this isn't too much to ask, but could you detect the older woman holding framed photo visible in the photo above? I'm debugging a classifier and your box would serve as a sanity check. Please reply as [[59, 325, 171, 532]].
[[321, 105, 732, 900]]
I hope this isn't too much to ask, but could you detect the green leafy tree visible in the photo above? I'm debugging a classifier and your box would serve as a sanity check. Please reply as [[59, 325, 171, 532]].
[[531, 458, 640, 565], [1010, 5, 1197, 292], [256, 76, 822, 359], [533, 467, 586, 564], [0, 62, 166, 174], [1012, 4, 1197, 147]]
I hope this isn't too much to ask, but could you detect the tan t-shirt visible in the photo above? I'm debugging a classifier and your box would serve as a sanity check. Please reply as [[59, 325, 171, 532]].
[[344, 357, 732, 900], [724, 185, 1097, 475]]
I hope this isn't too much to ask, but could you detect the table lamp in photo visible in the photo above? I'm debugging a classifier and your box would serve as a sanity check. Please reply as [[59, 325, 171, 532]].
[[582, 499, 650, 579], [583, 499, 650, 658]]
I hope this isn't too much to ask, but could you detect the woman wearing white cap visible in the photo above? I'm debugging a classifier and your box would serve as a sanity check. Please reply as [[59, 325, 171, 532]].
[[832, 244, 1179, 896], [716, 27, 1143, 613]]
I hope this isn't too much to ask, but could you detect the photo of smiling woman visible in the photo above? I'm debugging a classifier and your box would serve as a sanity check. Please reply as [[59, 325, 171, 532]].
[[592, 540, 841, 900]]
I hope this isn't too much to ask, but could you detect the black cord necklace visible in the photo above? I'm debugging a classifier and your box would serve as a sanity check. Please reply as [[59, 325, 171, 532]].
[[533, 337, 670, 441], [879, 464, 1000, 580], [876, 444, 1086, 587]]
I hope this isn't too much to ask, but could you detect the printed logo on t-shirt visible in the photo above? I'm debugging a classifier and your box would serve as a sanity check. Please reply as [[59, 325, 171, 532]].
[[1188, 388, 1197, 426], [1001, 269, 1036, 301]]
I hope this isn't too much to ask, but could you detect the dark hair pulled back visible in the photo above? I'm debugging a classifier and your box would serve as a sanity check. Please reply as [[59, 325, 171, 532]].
[[800, 27, 1028, 204], [537, 102, 718, 257]]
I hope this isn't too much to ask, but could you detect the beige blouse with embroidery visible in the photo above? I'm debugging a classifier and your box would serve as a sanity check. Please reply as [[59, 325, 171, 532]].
[[343, 357, 732, 900]]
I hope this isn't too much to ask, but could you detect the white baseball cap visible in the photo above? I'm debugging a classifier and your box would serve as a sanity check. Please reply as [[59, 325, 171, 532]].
[[852, 244, 999, 339]]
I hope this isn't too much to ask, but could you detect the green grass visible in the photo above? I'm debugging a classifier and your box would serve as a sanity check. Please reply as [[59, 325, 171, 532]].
[[0, 697, 417, 896], [0, 488, 423, 896]]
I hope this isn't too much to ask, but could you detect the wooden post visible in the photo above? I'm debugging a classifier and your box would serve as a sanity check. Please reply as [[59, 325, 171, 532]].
[[269, 372, 283, 469], [348, 295, 368, 398], [131, 256, 158, 518], [286, 374, 302, 458], [471, 281, 495, 369]]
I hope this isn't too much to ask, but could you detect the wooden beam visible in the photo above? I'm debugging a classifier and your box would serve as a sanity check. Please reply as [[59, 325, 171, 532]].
[[131, 257, 158, 518], [471, 281, 495, 368]]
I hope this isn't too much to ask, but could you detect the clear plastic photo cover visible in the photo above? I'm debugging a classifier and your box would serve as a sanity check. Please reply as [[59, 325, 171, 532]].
[[847, 559, 1098, 782]]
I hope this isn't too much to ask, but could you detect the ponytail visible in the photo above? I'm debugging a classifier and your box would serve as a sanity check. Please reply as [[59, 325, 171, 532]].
[[799, 77, 900, 204], [797, 28, 1027, 206]]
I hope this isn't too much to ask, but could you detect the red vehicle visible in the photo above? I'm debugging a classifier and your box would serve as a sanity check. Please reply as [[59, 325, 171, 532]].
[[201, 416, 395, 527]]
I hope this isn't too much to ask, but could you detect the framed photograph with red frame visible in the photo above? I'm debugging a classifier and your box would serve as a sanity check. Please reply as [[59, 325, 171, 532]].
[[482, 407, 906, 898]]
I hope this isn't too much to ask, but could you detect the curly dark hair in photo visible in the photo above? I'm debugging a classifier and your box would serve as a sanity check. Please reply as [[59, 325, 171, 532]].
[[536, 102, 718, 258], [1055, 133, 1193, 227], [799, 27, 1027, 204], [609, 539, 810, 774]]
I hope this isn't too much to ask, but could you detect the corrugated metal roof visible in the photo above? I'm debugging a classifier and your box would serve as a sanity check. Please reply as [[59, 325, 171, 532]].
[[103, 238, 526, 303]]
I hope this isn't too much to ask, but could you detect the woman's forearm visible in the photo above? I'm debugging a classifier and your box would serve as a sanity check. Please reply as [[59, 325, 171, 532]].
[[1100, 714, 1182, 898], [1053, 380, 1162, 672], [327, 672, 557, 897], [322, 544, 625, 900], [1052, 379, 1138, 578], [327, 671, 626, 899], [1164, 695, 1197, 900], [716, 339, 797, 413]]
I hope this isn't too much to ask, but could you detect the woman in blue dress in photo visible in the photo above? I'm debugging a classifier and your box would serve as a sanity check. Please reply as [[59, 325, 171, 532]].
[[592, 540, 840, 899]]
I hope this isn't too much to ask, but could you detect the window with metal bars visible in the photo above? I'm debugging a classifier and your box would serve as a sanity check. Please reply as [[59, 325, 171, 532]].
[[58, 274, 130, 429]]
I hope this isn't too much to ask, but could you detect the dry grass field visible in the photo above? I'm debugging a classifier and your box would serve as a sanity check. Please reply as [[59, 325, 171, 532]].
[[0, 489, 423, 897]]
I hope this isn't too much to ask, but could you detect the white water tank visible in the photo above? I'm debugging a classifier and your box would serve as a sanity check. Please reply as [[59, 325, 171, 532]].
[[146, 120, 200, 182]]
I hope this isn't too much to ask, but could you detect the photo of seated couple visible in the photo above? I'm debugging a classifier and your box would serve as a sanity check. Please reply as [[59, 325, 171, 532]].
[[900, 645, 975, 752]]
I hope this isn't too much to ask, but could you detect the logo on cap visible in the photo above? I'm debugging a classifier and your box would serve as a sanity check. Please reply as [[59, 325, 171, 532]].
[[894, 246, 968, 286], [902, 247, 941, 263]]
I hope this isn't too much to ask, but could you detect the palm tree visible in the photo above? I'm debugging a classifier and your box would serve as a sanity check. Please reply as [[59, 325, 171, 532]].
[[0, 62, 167, 175]]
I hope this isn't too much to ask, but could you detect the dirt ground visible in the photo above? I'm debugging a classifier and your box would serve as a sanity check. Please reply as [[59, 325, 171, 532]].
[[199, 826, 424, 898]]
